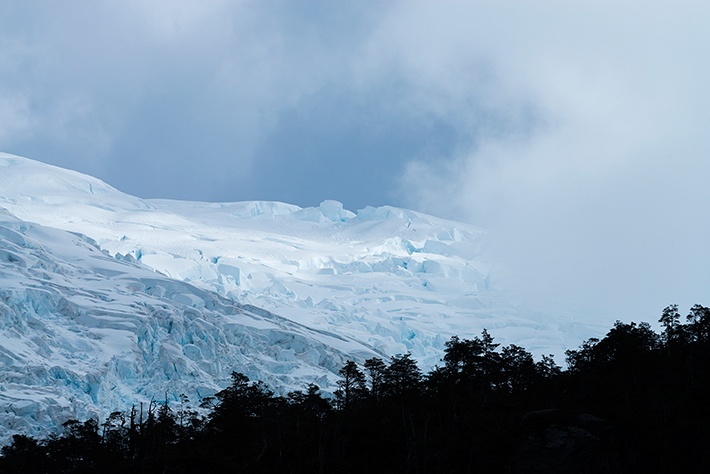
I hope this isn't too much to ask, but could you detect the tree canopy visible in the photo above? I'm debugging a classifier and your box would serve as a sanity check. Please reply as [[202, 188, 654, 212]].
[[2, 304, 710, 473]]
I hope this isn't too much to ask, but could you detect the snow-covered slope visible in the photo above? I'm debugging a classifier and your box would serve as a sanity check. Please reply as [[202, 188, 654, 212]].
[[0, 153, 600, 442], [0, 210, 382, 442]]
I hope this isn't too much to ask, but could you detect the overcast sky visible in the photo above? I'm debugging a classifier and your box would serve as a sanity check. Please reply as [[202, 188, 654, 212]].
[[1, 1, 708, 324]]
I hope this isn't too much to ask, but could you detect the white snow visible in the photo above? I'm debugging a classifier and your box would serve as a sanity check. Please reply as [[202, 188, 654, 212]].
[[0, 152, 605, 443]]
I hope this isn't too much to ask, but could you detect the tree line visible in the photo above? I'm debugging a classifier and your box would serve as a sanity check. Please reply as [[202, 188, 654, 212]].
[[2, 304, 710, 473]]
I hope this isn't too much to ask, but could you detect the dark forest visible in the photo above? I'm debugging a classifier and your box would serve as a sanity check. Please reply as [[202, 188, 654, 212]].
[[2, 304, 710, 473]]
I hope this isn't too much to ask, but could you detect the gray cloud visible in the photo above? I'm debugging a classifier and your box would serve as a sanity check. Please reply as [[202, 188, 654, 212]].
[[0, 1, 390, 200], [391, 1, 710, 322], [0, 1, 706, 324]]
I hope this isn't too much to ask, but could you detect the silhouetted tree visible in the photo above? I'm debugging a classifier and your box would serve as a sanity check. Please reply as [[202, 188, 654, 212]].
[[383, 353, 422, 398], [364, 357, 387, 401], [660, 304, 686, 345], [500, 344, 536, 393], [335, 360, 368, 410], [686, 304, 710, 343]]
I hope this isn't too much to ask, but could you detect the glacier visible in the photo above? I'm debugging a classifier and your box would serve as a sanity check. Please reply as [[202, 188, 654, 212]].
[[0, 152, 604, 443], [0, 210, 381, 443]]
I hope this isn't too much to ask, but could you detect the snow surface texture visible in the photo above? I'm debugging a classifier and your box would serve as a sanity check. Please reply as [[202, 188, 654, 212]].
[[0, 153, 600, 443]]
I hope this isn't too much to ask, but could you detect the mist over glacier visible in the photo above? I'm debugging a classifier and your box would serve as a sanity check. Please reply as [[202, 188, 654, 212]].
[[0, 153, 612, 442]]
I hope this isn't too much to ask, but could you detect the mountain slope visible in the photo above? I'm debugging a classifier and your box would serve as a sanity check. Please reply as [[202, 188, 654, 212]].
[[0, 209, 381, 442], [0, 152, 600, 442]]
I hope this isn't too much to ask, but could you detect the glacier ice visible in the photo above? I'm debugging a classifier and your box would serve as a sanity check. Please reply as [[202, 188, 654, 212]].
[[0, 213, 381, 443], [0, 152, 610, 444]]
